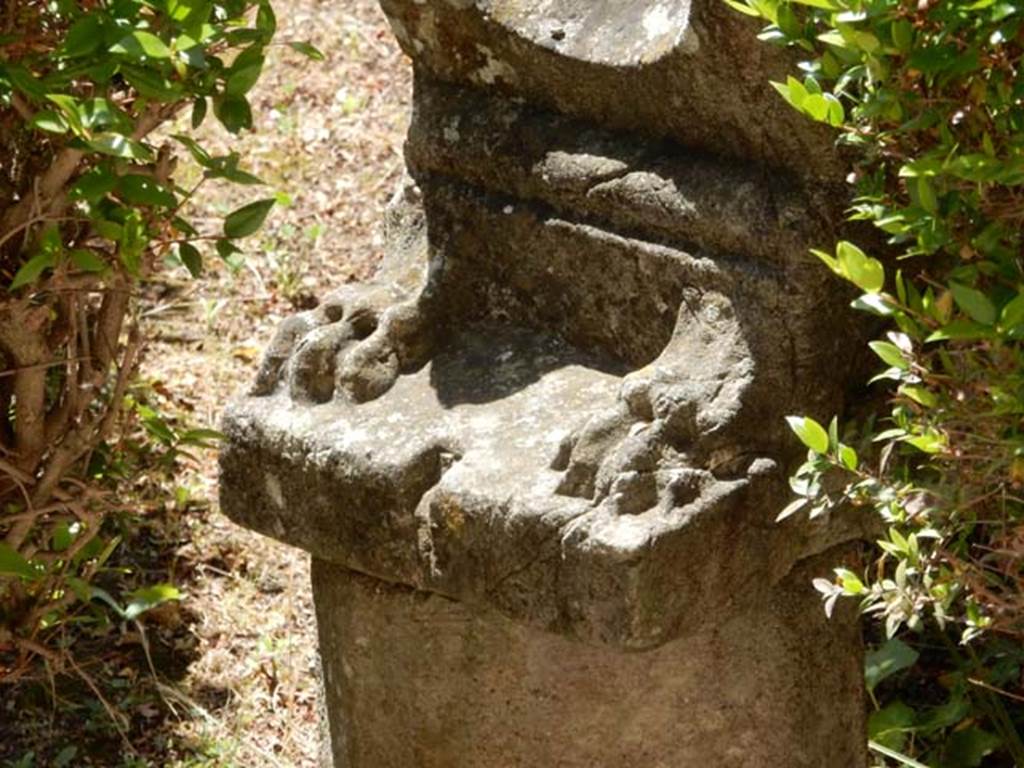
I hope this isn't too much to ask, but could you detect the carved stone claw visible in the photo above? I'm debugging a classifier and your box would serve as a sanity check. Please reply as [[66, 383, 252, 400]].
[[554, 294, 757, 516], [251, 284, 433, 405]]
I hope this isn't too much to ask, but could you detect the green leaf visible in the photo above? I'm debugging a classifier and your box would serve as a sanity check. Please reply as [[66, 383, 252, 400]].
[[851, 293, 895, 316], [61, 15, 103, 58], [94, 219, 123, 241], [86, 133, 155, 161], [874, 428, 907, 442], [225, 63, 264, 97], [110, 31, 172, 60], [167, 0, 210, 24], [225, 46, 265, 97], [835, 567, 863, 594], [926, 320, 997, 342], [191, 96, 208, 129], [225, 28, 264, 45], [70, 249, 107, 273], [175, 36, 207, 69], [178, 242, 203, 277], [10, 251, 57, 291], [824, 93, 845, 126], [117, 175, 177, 208], [172, 216, 199, 236], [850, 29, 881, 52], [180, 428, 224, 445], [950, 282, 997, 326], [811, 248, 841, 275], [772, 76, 810, 111], [224, 198, 275, 238], [52, 522, 75, 552], [899, 384, 937, 408], [5, 64, 46, 99], [785, 415, 830, 454], [869, 341, 909, 371], [287, 41, 325, 60], [905, 432, 945, 454], [79, 98, 133, 133], [30, 110, 69, 134], [256, 1, 277, 38], [121, 66, 184, 100], [891, 20, 914, 52], [53, 746, 78, 768], [118, 210, 148, 275], [70, 167, 118, 202], [837, 241, 885, 293], [124, 584, 182, 620], [865, 639, 919, 693], [1000, 292, 1024, 330], [776, 497, 808, 522], [943, 728, 1002, 767], [802, 93, 830, 122], [722, 0, 762, 14], [790, 0, 842, 8], [204, 153, 265, 185], [838, 443, 858, 470], [868, 700, 915, 751], [215, 238, 244, 270], [139, 405, 175, 444], [214, 95, 253, 133], [85, 584, 126, 616], [917, 693, 969, 735], [216, 166, 264, 185], [172, 134, 214, 167], [93, 534, 122, 569], [46, 94, 86, 136], [0, 542, 36, 578], [66, 576, 92, 603], [917, 176, 938, 213]]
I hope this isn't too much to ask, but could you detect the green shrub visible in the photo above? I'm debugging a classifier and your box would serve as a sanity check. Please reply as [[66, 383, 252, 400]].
[[726, 0, 1024, 764], [0, 0, 319, 676]]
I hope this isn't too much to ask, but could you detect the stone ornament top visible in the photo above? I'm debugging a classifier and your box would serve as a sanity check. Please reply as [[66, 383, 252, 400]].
[[219, 0, 864, 649], [379, 0, 844, 177], [455, 0, 696, 66]]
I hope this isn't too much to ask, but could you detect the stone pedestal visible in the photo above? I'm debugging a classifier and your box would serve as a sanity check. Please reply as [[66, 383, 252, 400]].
[[220, 0, 872, 764], [313, 557, 866, 768]]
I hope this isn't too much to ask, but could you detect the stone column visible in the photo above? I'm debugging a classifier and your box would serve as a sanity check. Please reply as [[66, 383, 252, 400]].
[[220, 1, 870, 765], [313, 556, 865, 767]]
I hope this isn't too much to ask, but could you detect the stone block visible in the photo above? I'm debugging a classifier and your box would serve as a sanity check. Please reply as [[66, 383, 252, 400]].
[[220, 0, 872, 764], [313, 555, 867, 767]]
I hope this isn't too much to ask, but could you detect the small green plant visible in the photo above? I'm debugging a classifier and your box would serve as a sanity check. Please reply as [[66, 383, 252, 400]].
[[725, 0, 1024, 764], [0, 0, 320, 679]]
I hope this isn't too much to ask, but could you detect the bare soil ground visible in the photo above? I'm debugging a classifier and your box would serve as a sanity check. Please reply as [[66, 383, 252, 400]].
[[1, 1, 410, 766], [146, 2, 411, 764]]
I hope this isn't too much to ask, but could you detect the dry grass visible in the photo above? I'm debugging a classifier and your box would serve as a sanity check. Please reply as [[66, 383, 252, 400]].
[[1, 2, 409, 766]]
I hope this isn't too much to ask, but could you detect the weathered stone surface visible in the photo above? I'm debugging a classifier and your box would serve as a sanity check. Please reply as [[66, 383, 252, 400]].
[[219, 0, 870, 763], [222, 151, 862, 650], [314, 555, 868, 767], [221, 170, 863, 648], [379, 0, 846, 178]]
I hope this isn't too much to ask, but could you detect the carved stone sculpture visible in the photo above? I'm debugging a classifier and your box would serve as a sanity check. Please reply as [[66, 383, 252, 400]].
[[220, 1, 870, 765]]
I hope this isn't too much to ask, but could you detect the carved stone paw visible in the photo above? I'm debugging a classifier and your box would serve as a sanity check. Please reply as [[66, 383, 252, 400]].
[[554, 294, 756, 515], [251, 286, 432, 404]]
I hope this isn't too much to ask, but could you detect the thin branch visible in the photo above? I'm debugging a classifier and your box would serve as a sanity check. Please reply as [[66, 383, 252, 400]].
[[64, 651, 138, 757], [31, 322, 141, 506], [0, 354, 96, 379], [10, 93, 34, 122], [0, 147, 85, 238]]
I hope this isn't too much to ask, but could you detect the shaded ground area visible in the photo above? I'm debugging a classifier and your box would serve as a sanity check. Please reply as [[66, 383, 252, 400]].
[[1, 1, 410, 765]]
